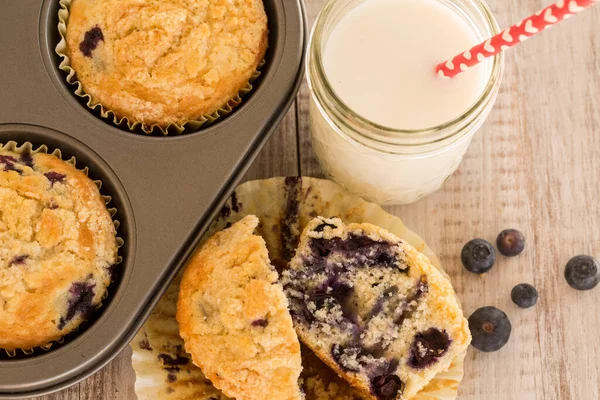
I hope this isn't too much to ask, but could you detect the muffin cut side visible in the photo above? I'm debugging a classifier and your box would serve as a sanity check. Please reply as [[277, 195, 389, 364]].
[[176, 215, 303, 400], [281, 217, 471, 400], [0, 150, 117, 351]]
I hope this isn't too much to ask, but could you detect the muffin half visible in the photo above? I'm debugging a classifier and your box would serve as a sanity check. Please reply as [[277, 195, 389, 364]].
[[281, 217, 471, 399], [177, 215, 303, 400]]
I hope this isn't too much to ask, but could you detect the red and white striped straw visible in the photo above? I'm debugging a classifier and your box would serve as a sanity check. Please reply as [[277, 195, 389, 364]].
[[436, 0, 599, 78]]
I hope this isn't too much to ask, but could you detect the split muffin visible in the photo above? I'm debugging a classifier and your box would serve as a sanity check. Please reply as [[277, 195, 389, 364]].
[[281, 217, 471, 399], [64, 0, 268, 128], [0, 150, 117, 352], [177, 215, 303, 400]]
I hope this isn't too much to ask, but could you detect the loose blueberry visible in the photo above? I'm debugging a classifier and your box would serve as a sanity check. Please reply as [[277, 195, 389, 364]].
[[564, 255, 599, 291], [496, 229, 525, 257], [468, 306, 511, 352], [407, 328, 451, 369], [79, 26, 104, 57], [371, 374, 404, 399], [461, 239, 496, 274], [511, 283, 538, 308]]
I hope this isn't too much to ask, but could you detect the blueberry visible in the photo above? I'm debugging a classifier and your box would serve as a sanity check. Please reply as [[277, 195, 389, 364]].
[[511, 284, 538, 308], [564, 255, 599, 291], [310, 238, 332, 258], [0, 155, 21, 173], [251, 319, 268, 327], [9, 254, 28, 266], [158, 353, 190, 373], [407, 328, 451, 369], [230, 191, 241, 213], [58, 281, 96, 330], [44, 172, 66, 185], [138, 338, 152, 351], [79, 26, 104, 57], [496, 229, 525, 257], [314, 222, 338, 232], [20, 153, 34, 168], [371, 374, 404, 399], [468, 307, 511, 352], [331, 343, 362, 372], [461, 239, 496, 274]]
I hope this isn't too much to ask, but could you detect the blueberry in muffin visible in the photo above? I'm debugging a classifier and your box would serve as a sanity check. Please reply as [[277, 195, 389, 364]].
[[0, 149, 117, 352], [176, 215, 303, 400], [280, 217, 471, 399]]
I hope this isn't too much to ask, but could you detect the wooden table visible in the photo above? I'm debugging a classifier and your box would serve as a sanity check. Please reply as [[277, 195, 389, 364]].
[[37, 0, 600, 399]]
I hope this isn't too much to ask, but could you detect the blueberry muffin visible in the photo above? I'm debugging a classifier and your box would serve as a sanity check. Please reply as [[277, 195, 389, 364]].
[[0, 150, 117, 351], [64, 0, 268, 127], [176, 215, 303, 400], [281, 217, 471, 400]]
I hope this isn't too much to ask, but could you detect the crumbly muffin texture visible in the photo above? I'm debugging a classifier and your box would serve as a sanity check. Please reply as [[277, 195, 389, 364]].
[[0, 150, 117, 351], [64, 0, 268, 127], [176, 215, 303, 400], [281, 217, 471, 400]]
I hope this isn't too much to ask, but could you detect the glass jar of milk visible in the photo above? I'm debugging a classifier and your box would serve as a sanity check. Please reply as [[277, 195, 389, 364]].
[[307, 0, 505, 205]]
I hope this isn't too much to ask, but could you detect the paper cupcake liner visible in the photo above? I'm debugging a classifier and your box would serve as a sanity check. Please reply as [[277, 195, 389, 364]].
[[132, 177, 467, 400], [56, 0, 264, 136], [0, 140, 124, 358]]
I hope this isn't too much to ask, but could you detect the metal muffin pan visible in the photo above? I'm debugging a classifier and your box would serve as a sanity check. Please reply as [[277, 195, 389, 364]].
[[0, 0, 306, 397]]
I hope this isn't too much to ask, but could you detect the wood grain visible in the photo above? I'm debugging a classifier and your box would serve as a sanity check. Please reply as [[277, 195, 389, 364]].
[[37, 0, 600, 398]]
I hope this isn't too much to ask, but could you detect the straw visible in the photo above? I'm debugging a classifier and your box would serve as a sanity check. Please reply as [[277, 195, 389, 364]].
[[436, 0, 599, 78]]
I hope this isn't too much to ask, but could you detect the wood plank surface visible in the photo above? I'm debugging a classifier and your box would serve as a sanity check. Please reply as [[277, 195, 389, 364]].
[[36, 0, 600, 398]]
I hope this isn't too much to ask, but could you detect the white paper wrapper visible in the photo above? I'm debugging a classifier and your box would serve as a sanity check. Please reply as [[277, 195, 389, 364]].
[[131, 177, 466, 400]]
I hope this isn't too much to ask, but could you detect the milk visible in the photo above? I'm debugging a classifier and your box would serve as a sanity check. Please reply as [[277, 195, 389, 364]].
[[308, 0, 501, 205], [323, 0, 487, 130]]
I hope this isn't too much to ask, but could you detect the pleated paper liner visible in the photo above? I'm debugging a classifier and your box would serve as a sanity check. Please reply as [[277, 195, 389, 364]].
[[0, 141, 124, 358], [56, 0, 265, 136], [131, 177, 467, 400]]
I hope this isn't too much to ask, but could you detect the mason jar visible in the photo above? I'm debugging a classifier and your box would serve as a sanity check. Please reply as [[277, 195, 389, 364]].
[[307, 0, 505, 205]]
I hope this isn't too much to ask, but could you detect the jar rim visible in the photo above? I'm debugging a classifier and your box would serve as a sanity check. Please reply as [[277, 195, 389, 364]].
[[307, 0, 505, 146]]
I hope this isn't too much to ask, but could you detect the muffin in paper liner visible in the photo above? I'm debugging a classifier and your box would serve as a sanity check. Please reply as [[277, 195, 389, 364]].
[[0, 140, 123, 357], [56, 0, 266, 136], [131, 177, 466, 400]]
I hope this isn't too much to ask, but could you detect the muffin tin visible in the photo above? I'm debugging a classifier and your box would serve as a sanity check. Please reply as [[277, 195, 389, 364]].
[[0, 0, 306, 397]]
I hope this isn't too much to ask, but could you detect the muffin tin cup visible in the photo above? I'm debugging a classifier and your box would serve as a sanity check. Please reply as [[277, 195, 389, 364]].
[[0, 0, 306, 396], [0, 140, 124, 358], [56, 0, 265, 136]]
